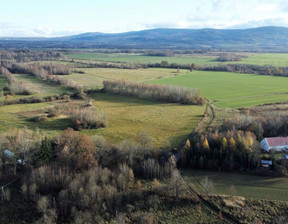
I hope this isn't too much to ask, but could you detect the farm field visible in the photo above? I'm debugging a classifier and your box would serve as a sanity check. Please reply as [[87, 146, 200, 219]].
[[148, 70, 288, 108], [13, 74, 75, 97], [86, 93, 205, 147], [67, 53, 219, 65], [229, 53, 288, 67], [66, 68, 189, 89], [182, 169, 288, 202]]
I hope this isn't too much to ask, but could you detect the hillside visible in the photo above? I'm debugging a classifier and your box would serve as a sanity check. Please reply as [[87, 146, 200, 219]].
[[1, 26, 288, 50]]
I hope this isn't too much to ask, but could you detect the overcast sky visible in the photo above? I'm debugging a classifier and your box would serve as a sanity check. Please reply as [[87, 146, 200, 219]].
[[1, 0, 288, 37]]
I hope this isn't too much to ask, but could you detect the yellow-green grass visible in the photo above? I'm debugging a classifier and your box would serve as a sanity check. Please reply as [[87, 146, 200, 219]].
[[13, 74, 75, 96], [148, 70, 288, 108], [66, 68, 190, 89], [229, 53, 288, 67], [83, 93, 205, 147], [0, 103, 70, 133], [182, 169, 288, 202], [67, 53, 219, 65]]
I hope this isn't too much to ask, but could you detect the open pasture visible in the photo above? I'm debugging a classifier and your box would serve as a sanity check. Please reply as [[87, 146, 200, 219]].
[[66, 68, 189, 89], [148, 70, 288, 108], [85, 93, 205, 147], [0, 102, 70, 133], [13, 74, 75, 96], [182, 169, 288, 202], [67, 53, 219, 65]]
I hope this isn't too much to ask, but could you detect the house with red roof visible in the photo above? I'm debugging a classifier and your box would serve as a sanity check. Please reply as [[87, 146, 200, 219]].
[[261, 137, 288, 152]]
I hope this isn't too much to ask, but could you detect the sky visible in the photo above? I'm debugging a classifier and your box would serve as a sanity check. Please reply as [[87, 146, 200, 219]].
[[1, 0, 288, 37]]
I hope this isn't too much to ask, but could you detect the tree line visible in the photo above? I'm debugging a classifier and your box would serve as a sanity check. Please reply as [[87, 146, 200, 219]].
[[180, 130, 259, 172], [103, 80, 205, 105], [0, 66, 32, 95], [0, 50, 62, 62], [2, 63, 82, 91]]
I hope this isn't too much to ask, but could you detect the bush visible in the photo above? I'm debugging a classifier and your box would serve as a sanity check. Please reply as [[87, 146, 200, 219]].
[[69, 108, 108, 130], [47, 107, 59, 117], [32, 114, 48, 122]]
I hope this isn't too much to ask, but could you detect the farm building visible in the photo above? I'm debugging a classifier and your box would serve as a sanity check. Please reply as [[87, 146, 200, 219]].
[[261, 137, 288, 152]]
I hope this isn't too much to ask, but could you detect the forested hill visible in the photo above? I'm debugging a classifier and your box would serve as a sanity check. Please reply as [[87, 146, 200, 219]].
[[1, 26, 288, 50]]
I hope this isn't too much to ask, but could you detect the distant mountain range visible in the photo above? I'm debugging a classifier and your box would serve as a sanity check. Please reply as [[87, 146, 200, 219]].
[[1, 26, 288, 50]]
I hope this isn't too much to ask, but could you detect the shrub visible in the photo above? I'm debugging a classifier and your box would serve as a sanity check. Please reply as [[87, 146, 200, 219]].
[[69, 108, 108, 130], [47, 107, 59, 117], [32, 114, 48, 122]]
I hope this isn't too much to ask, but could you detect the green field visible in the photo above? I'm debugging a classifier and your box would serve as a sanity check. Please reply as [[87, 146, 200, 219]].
[[182, 170, 288, 202], [229, 53, 288, 67], [0, 103, 70, 133], [13, 74, 74, 96], [0, 93, 205, 147], [67, 53, 219, 65], [66, 68, 189, 89], [148, 70, 288, 108], [85, 93, 205, 147]]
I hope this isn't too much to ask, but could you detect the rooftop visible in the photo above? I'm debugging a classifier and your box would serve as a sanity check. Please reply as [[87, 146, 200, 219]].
[[265, 137, 288, 147]]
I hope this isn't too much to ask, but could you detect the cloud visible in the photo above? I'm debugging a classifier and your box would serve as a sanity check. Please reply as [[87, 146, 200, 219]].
[[145, 0, 288, 30], [0, 25, 82, 37]]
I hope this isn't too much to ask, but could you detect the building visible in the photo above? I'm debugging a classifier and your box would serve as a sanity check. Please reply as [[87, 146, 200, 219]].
[[261, 137, 288, 152]]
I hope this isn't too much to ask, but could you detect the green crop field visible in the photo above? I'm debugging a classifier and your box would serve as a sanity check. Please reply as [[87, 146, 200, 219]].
[[13, 74, 75, 96], [230, 53, 288, 67], [66, 68, 189, 89], [148, 70, 288, 108], [182, 169, 288, 202], [67, 53, 219, 65], [84, 93, 205, 147]]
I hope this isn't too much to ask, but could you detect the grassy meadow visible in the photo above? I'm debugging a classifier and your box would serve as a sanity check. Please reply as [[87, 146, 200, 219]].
[[0, 93, 205, 147], [0, 102, 70, 133], [66, 68, 189, 89], [148, 70, 288, 108], [85, 93, 205, 147], [67, 53, 219, 65], [13, 74, 75, 96], [182, 169, 288, 202]]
